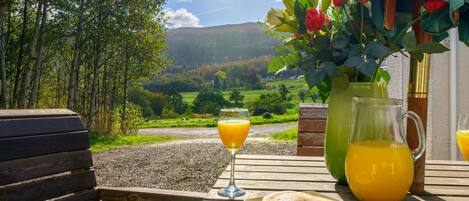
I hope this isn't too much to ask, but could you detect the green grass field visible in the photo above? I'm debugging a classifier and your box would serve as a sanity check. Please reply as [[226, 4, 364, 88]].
[[271, 127, 298, 141], [89, 133, 175, 153], [181, 79, 312, 108], [139, 114, 299, 128]]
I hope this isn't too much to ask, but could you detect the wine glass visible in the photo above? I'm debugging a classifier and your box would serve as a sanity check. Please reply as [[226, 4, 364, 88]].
[[217, 108, 250, 198], [457, 114, 469, 161]]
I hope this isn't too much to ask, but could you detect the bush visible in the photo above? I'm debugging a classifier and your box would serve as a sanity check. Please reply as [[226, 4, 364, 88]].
[[193, 90, 230, 115], [161, 106, 179, 119], [129, 86, 169, 117], [112, 102, 144, 135], [249, 92, 288, 116]]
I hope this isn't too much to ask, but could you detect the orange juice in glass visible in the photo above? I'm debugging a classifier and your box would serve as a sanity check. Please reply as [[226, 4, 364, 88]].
[[217, 108, 250, 198], [457, 114, 469, 161], [218, 119, 250, 152]]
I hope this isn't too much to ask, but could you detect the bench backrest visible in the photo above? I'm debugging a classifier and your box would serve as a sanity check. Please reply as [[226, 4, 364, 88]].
[[0, 109, 99, 201]]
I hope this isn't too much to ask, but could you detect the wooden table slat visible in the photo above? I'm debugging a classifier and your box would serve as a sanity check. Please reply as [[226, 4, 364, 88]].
[[205, 189, 469, 201], [207, 155, 469, 201], [218, 172, 469, 186]]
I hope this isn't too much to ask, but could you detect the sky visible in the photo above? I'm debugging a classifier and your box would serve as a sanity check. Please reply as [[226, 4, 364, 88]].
[[164, 0, 284, 28]]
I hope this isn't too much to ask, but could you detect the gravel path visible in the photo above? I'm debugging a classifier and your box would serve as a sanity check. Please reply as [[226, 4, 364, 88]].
[[138, 123, 296, 138], [93, 140, 296, 193]]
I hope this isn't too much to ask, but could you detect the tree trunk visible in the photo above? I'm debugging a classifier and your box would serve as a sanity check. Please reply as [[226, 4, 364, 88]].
[[0, 1, 7, 108], [121, 44, 129, 135], [18, 0, 43, 108], [29, 1, 48, 108], [67, 0, 85, 110], [12, 0, 29, 107], [87, 41, 100, 130]]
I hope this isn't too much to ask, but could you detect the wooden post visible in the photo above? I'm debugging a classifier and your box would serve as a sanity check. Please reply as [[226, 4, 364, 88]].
[[297, 103, 327, 156], [407, 0, 431, 193]]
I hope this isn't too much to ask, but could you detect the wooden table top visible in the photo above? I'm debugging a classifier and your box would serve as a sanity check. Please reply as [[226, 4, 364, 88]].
[[205, 154, 469, 201]]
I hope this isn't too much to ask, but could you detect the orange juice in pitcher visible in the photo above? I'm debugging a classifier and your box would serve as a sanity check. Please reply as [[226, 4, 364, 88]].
[[346, 98, 426, 201]]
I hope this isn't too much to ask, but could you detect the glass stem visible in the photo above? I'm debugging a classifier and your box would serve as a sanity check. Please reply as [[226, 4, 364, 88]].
[[229, 150, 237, 187]]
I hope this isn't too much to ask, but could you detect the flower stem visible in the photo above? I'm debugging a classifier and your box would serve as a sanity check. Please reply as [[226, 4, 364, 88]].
[[392, 13, 427, 44], [342, 6, 360, 42]]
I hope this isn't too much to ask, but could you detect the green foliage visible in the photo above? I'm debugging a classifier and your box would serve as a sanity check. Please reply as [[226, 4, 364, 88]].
[[229, 89, 245, 107], [112, 102, 144, 135], [193, 91, 230, 115], [249, 92, 288, 116], [297, 89, 307, 103], [271, 128, 298, 141], [278, 84, 293, 102], [161, 106, 180, 119], [89, 133, 174, 153], [139, 113, 298, 128], [164, 91, 189, 114], [266, 0, 463, 102], [129, 86, 171, 117]]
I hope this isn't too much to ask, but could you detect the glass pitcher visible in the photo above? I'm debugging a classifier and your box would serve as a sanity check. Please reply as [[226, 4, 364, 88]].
[[345, 97, 426, 201]]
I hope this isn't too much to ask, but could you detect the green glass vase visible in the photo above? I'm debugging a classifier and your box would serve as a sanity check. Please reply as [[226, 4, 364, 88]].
[[325, 82, 388, 185]]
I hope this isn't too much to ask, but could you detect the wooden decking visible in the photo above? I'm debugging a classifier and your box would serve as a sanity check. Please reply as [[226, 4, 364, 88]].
[[205, 154, 469, 200]]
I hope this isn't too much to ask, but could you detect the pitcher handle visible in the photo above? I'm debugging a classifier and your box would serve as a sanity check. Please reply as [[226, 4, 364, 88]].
[[403, 111, 426, 160]]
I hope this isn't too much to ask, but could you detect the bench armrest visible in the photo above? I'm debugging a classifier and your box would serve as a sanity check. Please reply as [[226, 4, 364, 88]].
[[98, 186, 207, 201]]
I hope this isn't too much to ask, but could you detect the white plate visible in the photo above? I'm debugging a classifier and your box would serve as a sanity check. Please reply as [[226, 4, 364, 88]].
[[245, 191, 338, 201]]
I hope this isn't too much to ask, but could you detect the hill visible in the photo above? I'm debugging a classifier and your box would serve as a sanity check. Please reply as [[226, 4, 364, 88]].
[[166, 22, 280, 69]]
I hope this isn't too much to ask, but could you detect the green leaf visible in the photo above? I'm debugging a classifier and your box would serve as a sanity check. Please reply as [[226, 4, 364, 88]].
[[332, 35, 349, 49], [294, 0, 311, 34], [423, 9, 453, 35], [373, 68, 391, 84], [402, 31, 417, 52], [357, 60, 377, 77], [317, 49, 333, 62], [458, 18, 469, 43], [304, 69, 326, 88], [364, 42, 390, 59], [344, 56, 361, 67], [319, 61, 340, 77], [275, 46, 289, 55], [267, 57, 285, 73], [282, 53, 301, 66], [410, 50, 424, 61], [416, 42, 450, 54], [465, 41, 469, 47]]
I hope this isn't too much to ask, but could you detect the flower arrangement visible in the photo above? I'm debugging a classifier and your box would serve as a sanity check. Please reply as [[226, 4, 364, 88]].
[[266, 0, 469, 101]]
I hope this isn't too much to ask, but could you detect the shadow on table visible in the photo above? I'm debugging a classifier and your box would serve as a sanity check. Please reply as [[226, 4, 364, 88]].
[[333, 184, 446, 201]]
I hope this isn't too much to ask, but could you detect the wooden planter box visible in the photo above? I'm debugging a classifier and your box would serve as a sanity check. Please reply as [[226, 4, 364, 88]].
[[297, 103, 328, 156]]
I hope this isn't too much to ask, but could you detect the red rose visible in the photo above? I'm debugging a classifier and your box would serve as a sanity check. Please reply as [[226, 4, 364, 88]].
[[325, 17, 331, 26], [424, 0, 449, 13], [305, 8, 325, 33], [358, 0, 369, 4], [333, 0, 347, 7], [293, 33, 304, 39]]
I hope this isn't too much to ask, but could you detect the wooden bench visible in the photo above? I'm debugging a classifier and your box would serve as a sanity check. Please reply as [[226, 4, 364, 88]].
[[0, 109, 205, 201]]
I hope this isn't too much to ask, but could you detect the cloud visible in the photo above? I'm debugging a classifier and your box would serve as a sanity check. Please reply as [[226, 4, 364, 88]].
[[178, 0, 192, 2], [195, 7, 233, 16], [165, 8, 201, 28], [275, 0, 282, 2]]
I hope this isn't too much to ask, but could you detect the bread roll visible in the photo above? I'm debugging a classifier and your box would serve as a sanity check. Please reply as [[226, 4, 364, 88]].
[[262, 191, 331, 201]]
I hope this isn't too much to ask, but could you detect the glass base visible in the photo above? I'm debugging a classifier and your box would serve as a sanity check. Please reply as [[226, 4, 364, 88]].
[[217, 185, 245, 198]]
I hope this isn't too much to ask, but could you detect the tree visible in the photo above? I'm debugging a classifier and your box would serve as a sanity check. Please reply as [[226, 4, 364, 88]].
[[298, 89, 307, 103], [249, 92, 288, 116], [0, 0, 8, 108], [213, 70, 226, 90], [229, 89, 244, 107], [1, 0, 170, 134], [278, 84, 292, 102], [193, 90, 230, 115]]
